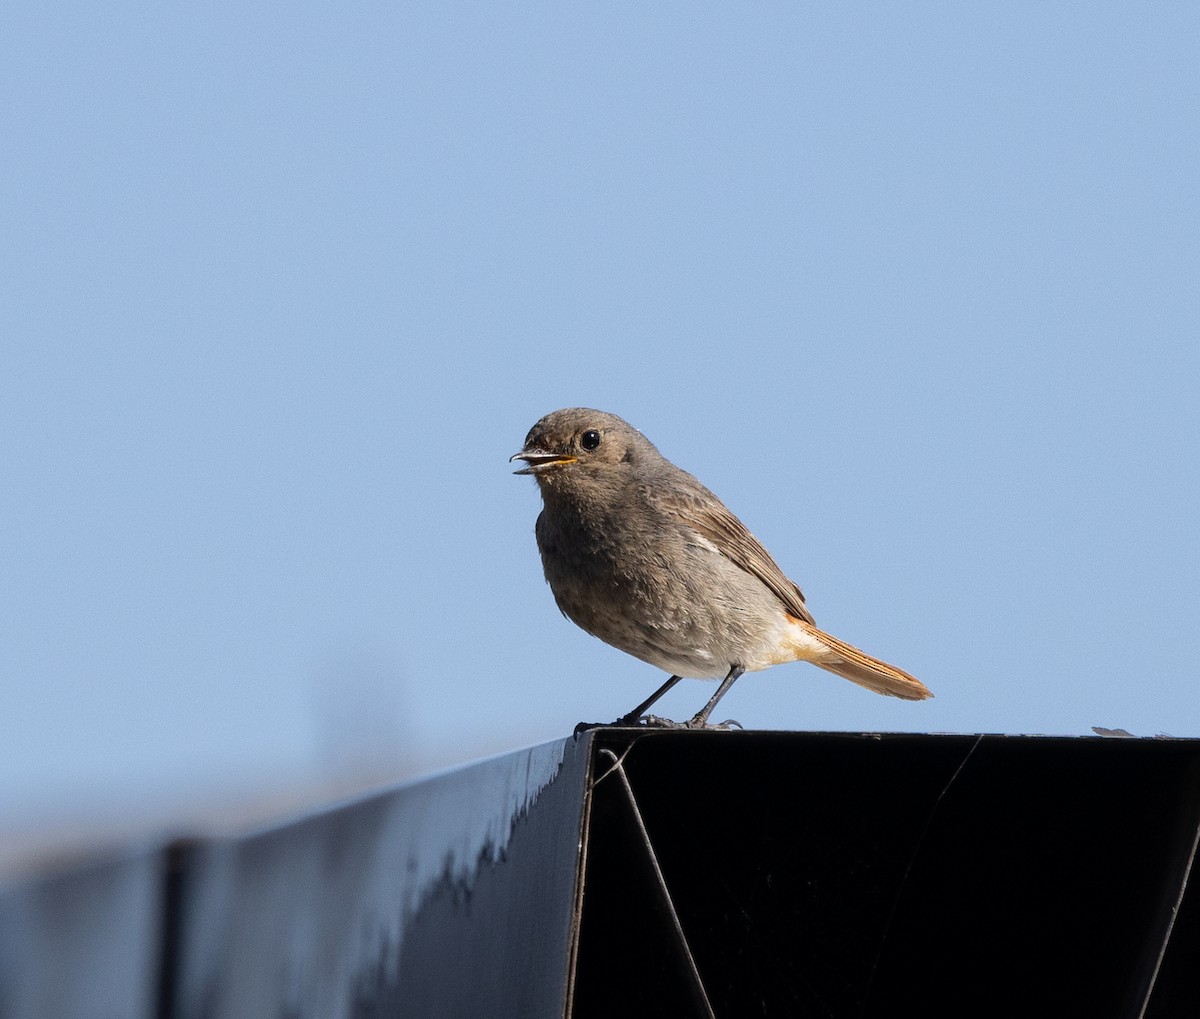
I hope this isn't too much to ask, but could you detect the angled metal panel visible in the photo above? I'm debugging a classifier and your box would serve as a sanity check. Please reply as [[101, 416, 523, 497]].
[[169, 737, 591, 1019], [571, 731, 1200, 1018]]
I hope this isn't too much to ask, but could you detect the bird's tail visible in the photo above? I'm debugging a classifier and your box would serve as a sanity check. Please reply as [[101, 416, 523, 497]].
[[789, 618, 933, 701]]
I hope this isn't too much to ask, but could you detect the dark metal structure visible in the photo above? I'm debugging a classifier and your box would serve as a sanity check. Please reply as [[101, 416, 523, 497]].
[[2, 731, 1198, 1017]]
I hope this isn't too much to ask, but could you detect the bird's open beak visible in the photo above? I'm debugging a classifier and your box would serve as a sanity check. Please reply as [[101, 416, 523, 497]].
[[510, 449, 577, 475]]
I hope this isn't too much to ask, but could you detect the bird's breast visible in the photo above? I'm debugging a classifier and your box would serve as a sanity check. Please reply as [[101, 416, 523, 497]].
[[533, 497, 791, 678]]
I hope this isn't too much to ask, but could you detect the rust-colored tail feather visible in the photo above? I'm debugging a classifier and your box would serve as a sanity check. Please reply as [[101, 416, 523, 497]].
[[797, 621, 933, 701]]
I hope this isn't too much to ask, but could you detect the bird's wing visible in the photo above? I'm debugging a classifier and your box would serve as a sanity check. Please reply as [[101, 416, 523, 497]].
[[649, 476, 816, 625]]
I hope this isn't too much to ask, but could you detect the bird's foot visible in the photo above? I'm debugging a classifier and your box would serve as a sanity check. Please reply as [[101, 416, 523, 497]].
[[574, 714, 686, 735], [634, 714, 688, 728], [576, 714, 742, 734], [611, 713, 688, 728], [683, 716, 743, 731]]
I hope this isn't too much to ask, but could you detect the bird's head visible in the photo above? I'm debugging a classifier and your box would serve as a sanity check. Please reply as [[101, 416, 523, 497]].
[[510, 408, 654, 493]]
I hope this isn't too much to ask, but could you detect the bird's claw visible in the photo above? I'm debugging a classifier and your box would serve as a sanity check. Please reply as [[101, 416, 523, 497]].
[[576, 714, 744, 734], [635, 714, 687, 728], [683, 716, 743, 730], [575, 714, 686, 734]]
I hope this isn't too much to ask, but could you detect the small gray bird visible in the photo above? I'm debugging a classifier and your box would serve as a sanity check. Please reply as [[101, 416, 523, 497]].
[[511, 408, 933, 727]]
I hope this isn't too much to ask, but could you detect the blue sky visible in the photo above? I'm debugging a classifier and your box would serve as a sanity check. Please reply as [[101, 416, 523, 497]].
[[2, 4, 1197, 855]]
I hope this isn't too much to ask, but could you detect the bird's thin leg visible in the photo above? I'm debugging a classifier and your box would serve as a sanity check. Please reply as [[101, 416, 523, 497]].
[[688, 665, 745, 728], [617, 674, 683, 725]]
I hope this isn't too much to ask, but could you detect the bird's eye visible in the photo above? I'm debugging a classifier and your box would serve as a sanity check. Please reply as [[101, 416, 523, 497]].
[[580, 430, 601, 451]]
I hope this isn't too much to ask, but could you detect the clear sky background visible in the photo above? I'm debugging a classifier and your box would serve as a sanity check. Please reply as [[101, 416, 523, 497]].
[[2, 4, 1197, 861]]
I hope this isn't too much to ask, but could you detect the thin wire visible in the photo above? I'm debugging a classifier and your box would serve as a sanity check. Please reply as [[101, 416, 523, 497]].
[[1136, 797, 1200, 1018], [597, 748, 717, 1019]]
